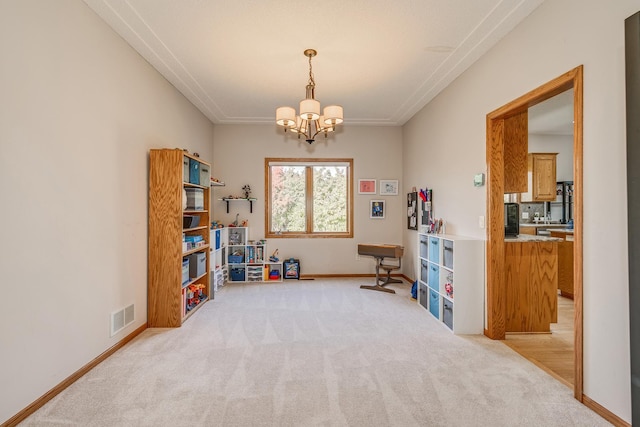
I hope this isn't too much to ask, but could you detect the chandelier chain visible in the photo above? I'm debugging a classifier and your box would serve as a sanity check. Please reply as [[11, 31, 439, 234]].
[[308, 54, 315, 87]]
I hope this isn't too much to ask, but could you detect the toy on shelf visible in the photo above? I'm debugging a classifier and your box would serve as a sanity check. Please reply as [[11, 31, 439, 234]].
[[269, 249, 279, 262], [242, 184, 252, 199]]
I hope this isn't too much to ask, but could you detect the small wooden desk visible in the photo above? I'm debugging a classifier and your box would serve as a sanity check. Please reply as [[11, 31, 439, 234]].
[[357, 244, 404, 294]]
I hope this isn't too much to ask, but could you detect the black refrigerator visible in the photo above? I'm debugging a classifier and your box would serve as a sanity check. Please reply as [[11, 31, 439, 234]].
[[549, 181, 573, 224]]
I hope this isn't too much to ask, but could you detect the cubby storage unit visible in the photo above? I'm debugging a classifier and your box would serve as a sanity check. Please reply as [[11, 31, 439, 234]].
[[210, 227, 228, 294], [149, 149, 211, 327], [225, 227, 283, 282], [416, 233, 484, 334]]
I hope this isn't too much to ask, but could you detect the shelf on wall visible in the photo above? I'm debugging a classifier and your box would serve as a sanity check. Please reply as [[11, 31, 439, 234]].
[[219, 197, 258, 213], [211, 181, 226, 187]]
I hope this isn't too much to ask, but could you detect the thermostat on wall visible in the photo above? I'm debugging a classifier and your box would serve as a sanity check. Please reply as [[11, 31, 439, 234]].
[[474, 173, 485, 187]]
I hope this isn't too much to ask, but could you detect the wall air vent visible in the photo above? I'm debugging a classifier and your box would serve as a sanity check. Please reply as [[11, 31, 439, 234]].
[[111, 304, 135, 337]]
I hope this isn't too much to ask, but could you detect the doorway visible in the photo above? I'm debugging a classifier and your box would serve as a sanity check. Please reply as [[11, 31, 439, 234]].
[[484, 66, 584, 400]]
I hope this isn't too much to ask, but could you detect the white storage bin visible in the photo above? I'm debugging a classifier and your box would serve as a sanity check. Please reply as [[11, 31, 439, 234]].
[[185, 188, 204, 210]]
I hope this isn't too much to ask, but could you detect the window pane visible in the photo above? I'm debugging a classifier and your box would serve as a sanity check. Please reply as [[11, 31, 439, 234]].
[[313, 166, 347, 232], [270, 166, 306, 232]]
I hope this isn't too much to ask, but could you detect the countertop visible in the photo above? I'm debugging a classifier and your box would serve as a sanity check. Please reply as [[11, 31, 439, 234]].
[[519, 223, 565, 228], [505, 234, 563, 242], [549, 229, 574, 234]]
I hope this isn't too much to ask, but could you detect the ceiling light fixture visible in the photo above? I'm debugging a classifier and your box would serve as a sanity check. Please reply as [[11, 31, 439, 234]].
[[276, 49, 343, 144]]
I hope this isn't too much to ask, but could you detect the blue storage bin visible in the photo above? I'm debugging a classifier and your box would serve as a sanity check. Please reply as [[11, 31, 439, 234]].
[[215, 229, 221, 250], [428, 263, 439, 290], [189, 159, 200, 185], [230, 268, 245, 281], [428, 237, 440, 263], [429, 289, 440, 319], [228, 255, 243, 263]]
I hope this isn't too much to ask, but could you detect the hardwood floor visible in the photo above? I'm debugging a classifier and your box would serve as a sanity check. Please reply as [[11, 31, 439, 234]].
[[502, 295, 574, 387]]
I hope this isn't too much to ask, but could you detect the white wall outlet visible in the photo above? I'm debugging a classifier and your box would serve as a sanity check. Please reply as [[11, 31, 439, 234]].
[[522, 212, 529, 219], [478, 215, 485, 228]]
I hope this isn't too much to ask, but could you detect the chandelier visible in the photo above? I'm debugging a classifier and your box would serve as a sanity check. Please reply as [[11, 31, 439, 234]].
[[276, 49, 343, 144]]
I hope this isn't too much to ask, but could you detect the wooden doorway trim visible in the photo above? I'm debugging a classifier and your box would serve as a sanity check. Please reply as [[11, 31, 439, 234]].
[[485, 65, 584, 400]]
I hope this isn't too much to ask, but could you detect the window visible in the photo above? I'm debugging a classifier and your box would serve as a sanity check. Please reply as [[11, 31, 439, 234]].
[[265, 158, 353, 238]]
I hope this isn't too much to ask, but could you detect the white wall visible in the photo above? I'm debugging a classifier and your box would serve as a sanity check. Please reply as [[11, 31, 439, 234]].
[[212, 124, 403, 275], [0, 1, 214, 423], [403, 0, 638, 422]]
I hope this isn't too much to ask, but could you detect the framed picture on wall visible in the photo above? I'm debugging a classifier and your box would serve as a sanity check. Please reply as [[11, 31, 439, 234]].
[[380, 180, 399, 196], [370, 200, 385, 219], [358, 179, 376, 194]]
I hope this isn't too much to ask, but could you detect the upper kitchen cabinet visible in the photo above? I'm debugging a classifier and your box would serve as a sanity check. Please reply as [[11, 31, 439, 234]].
[[520, 153, 558, 202], [503, 110, 528, 194]]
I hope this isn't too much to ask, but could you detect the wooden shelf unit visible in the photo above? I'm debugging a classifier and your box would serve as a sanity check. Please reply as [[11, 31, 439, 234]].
[[148, 149, 211, 327]]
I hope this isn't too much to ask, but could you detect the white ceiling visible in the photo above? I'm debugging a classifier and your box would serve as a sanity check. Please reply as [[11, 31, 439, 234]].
[[83, 0, 544, 126]]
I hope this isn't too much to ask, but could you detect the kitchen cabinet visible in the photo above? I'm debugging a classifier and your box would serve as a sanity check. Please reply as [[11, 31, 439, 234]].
[[518, 226, 537, 236], [520, 153, 558, 202]]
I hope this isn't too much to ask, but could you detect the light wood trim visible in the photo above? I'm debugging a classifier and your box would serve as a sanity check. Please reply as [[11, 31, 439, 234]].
[[503, 110, 528, 193], [3, 323, 147, 427], [582, 395, 630, 427], [485, 117, 506, 339], [264, 158, 354, 238], [572, 65, 584, 400], [486, 66, 584, 400]]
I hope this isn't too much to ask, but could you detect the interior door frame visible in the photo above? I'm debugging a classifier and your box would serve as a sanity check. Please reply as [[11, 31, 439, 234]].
[[484, 65, 584, 400]]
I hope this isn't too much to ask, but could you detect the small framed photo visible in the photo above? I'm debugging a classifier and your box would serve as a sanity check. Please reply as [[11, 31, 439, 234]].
[[358, 179, 376, 194], [370, 200, 385, 219], [379, 179, 399, 196]]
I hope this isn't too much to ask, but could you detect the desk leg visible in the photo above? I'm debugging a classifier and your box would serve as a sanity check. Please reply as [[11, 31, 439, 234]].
[[360, 257, 396, 294]]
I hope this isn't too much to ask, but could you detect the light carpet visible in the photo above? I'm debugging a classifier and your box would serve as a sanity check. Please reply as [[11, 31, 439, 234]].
[[21, 278, 610, 426]]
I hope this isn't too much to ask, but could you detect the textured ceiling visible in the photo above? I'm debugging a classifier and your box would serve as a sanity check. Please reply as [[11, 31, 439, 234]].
[[83, 0, 544, 126]]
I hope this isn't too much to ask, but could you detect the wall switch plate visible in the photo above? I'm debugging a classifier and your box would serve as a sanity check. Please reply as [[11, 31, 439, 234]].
[[479, 215, 485, 228], [522, 212, 529, 219]]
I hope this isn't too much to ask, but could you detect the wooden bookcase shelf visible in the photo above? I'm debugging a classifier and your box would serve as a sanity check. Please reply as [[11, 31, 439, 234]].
[[148, 149, 211, 327]]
